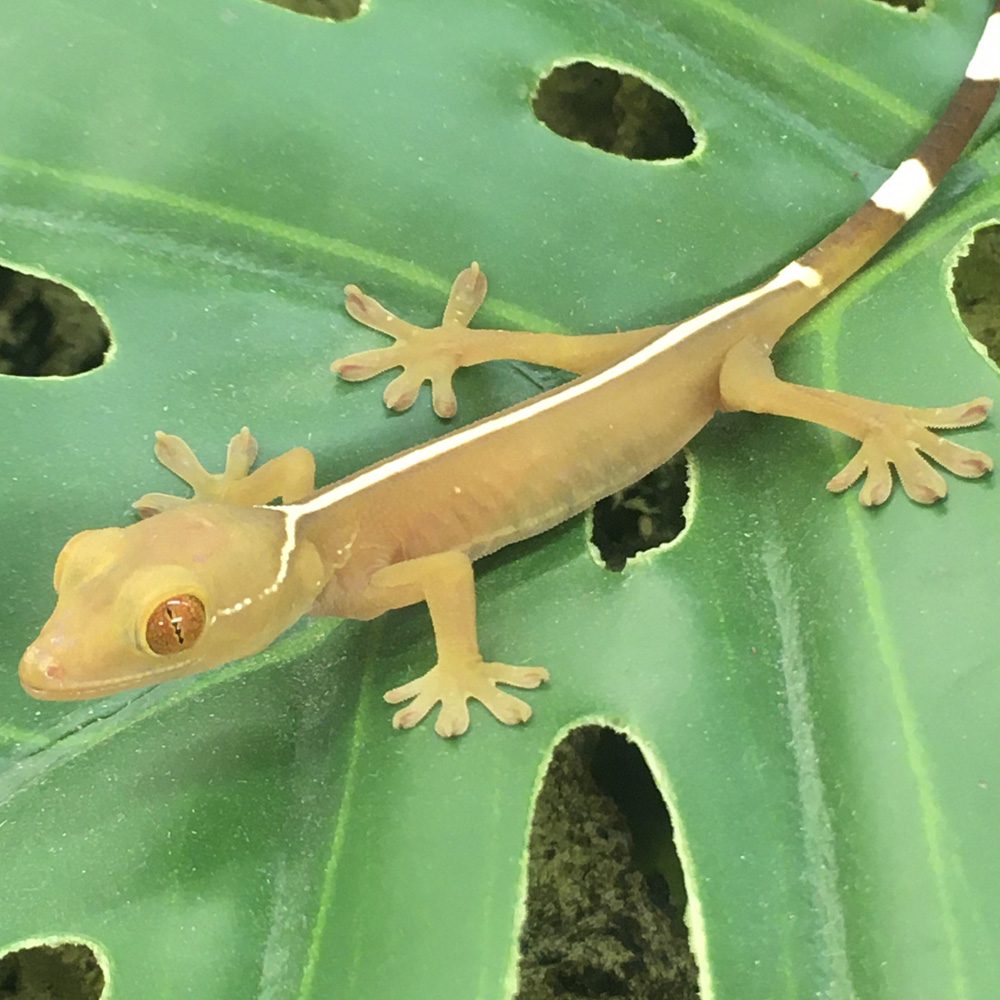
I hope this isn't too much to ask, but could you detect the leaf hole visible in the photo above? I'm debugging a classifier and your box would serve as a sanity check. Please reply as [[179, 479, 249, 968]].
[[0, 265, 110, 378], [591, 452, 690, 571], [951, 223, 1000, 366], [257, 0, 365, 20], [517, 726, 698, 999], [532, 62, 697, 162], [870, 0, 925, 10], [0, 941, 106, 1000]]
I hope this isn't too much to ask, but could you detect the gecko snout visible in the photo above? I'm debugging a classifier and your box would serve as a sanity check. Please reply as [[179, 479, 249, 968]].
[[18, 643, 67, 698]]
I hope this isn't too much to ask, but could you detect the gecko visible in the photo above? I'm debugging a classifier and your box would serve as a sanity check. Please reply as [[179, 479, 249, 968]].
[[17, 7, 1000, 737]]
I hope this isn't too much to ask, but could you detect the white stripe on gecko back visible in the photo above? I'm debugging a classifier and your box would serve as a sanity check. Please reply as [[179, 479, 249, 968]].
[[967, 11, 1000, 81], [870, 158, 934, 220], [281, 266, 817, 523]]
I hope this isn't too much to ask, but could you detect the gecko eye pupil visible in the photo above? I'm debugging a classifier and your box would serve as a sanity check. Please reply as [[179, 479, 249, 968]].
[[145, 594, 206, 655]]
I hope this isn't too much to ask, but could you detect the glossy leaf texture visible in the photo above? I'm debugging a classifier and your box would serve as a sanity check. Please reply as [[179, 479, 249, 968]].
[[2, 1, 999, 998]]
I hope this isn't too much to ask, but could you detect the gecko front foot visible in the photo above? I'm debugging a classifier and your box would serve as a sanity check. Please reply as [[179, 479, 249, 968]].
[[331, 263, 488, 418], [133, 427, 315, 516], [827, 397, 992, 506], [384, 657, 550, 738], [133, 428, 259, 516]]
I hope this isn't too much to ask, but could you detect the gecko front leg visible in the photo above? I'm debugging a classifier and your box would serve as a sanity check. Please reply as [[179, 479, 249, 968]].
[[361, 550, 549, 738], [133, 427, 316, 516], [332, 263, 669, 417], [332, 264, 489, 417]]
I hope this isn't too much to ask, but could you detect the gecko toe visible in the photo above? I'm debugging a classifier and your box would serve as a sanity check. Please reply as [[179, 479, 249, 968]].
[[132, 492, 187, 518], [858, 460, 893, 507], [481, 689, 533, 726], [430, 375, 458, 419], [827, 449, 867, 494], [912, 395, 993, 429], [915, 430, 993, 479], [332, 347, 402, 381], [894, 447, 948, 504], [383, 371, 424, 411], [434, 701, 471, 739], [224, 427, 258, 480], [392, 695, 435, 731], [442, 262, 489, 327]]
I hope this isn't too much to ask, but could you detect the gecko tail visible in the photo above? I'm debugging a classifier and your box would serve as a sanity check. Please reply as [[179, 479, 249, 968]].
[[795, 3, 1000, 295]]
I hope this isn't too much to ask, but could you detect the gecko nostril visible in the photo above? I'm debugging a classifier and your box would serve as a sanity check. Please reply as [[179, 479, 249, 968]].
[[18, 644, 65, 690]]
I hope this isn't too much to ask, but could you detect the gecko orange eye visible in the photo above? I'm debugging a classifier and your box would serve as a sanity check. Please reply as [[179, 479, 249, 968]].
[[145, 595, 207, 655]]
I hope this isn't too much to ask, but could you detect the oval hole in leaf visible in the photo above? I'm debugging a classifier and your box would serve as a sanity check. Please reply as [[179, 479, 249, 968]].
[[0, 942, 106, 1000], [0, 265, 110, 378], [591, 452, 690, 571], [951, 223, 1000, 366], [533, 63, 696, 162], [517, 726, 698, 999], [871, 0, 925, 10], [258, 0, 364, 20]]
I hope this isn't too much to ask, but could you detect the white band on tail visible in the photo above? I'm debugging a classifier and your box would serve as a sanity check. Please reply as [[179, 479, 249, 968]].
[[870, 158, 934, 220], [967, 12, 1000, 81]]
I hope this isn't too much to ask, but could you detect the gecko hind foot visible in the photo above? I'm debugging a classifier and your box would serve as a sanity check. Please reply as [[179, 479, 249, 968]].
[[332, 263, 488, 419], [384, 657, 550, 738], [827, 396, 992, 506]]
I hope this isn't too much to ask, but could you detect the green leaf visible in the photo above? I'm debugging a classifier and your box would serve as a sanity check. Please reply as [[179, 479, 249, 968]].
[[2, 1, 999, 998]]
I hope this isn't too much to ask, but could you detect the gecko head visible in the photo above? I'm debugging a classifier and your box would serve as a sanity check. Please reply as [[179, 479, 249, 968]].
[[19, 504, 326, 700]]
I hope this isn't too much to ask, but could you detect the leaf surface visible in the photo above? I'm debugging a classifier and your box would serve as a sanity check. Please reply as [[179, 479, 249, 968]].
[[1, 1, 999, 998]]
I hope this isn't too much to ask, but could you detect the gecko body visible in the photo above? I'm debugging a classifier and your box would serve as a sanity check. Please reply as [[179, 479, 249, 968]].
[[18, 8, 1000, 736]]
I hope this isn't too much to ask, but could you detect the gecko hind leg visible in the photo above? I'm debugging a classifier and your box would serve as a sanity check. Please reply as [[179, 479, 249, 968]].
[[133, 427, 316, 516], [364, 551, 549, 738], [720, 337, 992, 506]]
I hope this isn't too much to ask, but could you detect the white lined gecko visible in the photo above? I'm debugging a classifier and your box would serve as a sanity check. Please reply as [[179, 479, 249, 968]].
[[18, 7, 1000, 736]]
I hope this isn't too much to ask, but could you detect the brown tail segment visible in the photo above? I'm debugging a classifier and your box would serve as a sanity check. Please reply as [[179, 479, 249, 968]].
[[797, 4, 1000, 293]]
